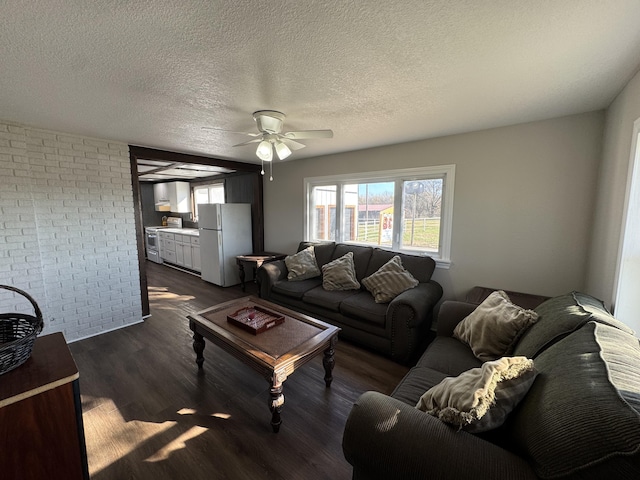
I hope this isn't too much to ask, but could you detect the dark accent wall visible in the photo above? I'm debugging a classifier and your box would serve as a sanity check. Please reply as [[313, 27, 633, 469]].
[[140, 172, 264, 251]]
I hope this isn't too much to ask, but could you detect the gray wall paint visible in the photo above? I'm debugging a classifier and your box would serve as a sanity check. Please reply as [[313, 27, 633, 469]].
[[263, 111, 604, 302], [587, 67, 640, 318]]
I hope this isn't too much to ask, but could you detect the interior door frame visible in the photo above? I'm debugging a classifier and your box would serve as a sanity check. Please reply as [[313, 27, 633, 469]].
[[129, 146, 263, 317]]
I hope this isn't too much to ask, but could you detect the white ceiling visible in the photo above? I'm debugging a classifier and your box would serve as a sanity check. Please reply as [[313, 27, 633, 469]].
[[2, 1, 640, 165]]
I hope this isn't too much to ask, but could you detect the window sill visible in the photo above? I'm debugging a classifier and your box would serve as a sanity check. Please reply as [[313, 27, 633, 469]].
[[435, 259, 451, 270]]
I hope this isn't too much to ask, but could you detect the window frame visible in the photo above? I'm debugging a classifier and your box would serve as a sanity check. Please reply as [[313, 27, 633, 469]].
[[192, 182, 225, 220], [304, 165, 455, 268]]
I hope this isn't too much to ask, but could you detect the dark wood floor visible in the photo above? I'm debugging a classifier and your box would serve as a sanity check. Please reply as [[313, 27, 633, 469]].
[[70, 261, 409, 480]]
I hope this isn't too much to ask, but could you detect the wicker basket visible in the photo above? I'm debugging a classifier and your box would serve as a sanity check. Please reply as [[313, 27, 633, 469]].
[[0, 285, 44, 375]]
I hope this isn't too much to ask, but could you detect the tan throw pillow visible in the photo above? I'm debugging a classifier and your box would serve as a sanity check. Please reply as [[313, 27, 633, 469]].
[[453, 290, 539, 361], [416, 356, 537, 433], [285, 246, 321, 281], [322, 252, 360, 291], [361, 255, 419, 303]]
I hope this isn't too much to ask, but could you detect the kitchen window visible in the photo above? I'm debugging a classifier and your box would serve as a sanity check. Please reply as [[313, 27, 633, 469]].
[[193, 183, 225, 220], [305, 165, 455, 267]]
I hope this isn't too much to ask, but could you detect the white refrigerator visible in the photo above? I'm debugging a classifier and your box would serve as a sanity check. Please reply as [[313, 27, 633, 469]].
[[198, 203, 252, 287]]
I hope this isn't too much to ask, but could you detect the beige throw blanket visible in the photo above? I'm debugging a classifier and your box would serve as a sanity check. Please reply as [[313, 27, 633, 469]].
[[416, 356, 535, 431]]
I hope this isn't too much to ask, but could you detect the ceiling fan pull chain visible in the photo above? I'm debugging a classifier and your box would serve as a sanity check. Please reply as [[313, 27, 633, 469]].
[[269, 160, 273, 181], [261, 158, 265, 176]]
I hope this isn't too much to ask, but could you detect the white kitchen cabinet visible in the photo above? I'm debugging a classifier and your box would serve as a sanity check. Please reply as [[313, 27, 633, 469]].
[[190, 236, 201, 272], [183, 242, 193, 270], [158, 229, 200, 272], [153, 183, 169, 211], [174, 234, 193, 269], [192, 243, 201, 272], [176, 241, 184, 265], [153, 181, 191, 213], [159, 232, 175, 262]]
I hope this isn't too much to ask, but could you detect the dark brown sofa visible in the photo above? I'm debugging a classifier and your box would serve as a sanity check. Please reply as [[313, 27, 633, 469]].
[[256, 241, 443, 364], [342, 291, 640, 479]]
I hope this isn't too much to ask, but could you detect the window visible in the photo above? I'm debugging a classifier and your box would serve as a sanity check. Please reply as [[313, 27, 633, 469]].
[[305, 166, 455, 267], [193, 183, 225, 219]]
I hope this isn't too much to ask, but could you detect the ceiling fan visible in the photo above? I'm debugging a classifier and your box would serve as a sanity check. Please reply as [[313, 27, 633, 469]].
[[205, 110, 333, 180]]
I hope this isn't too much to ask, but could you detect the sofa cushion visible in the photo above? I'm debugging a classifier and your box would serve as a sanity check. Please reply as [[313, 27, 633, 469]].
[[339, 291, 388, 327], [391, 366, 449, 406], [506, 321, 640, 479], [322, 252, 360, 291], [303, 286, 359, 312], [365, 248, 436, 283], [416, 356, 537, 433], [416, 336, 483, 377], [453, 291, 539, 361], [514, 291, 635, 359], [362, 256, 419, 303], [331, 244, 373, 280], [272, 277, 322, 299], [285, 246, 321, 281]]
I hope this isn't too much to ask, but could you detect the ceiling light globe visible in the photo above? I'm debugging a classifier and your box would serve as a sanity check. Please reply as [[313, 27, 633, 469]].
[[275, 141, 292, 160], [256, 140, 273, 161]]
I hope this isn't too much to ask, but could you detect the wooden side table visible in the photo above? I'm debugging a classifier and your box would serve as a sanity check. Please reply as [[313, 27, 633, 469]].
[[0, 332, 89, 479], [236, 252, 287, 292]]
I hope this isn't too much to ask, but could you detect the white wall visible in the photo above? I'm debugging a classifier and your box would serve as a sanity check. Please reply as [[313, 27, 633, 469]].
[[264, 112, 604, 302], [0, 121, 142, 342], [587, 67, 640, 322]]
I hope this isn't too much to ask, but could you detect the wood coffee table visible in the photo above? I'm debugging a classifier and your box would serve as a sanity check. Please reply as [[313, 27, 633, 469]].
[[187, 296, 340, 433]]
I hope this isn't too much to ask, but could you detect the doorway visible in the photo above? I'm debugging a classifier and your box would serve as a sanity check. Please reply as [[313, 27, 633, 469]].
[[129, 146, 264, 316]]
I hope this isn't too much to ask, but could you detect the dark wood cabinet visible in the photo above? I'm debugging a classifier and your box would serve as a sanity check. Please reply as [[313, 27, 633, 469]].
[[0, 333, 89, 479]]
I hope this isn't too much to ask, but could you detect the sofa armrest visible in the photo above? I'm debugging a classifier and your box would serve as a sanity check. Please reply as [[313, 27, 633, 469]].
[[436, 300, 477, 337], [386, 280, 442, 363], [343, 391, 537, 480], [256, 260, 288, 299], [388, 280, 442, 329]]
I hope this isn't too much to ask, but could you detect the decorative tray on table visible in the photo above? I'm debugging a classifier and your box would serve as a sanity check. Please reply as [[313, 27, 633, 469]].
[[227, 306, 285, 335]]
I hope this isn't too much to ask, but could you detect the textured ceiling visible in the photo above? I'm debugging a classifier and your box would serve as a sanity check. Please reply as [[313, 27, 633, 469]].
[[2, 1, 640, 165]]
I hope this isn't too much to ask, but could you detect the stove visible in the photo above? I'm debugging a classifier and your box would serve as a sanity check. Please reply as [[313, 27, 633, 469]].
[[145, 217, 182, 263]]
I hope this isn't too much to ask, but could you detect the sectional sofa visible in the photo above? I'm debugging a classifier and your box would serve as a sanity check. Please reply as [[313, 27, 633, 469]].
[[342, 291, 640, 479]]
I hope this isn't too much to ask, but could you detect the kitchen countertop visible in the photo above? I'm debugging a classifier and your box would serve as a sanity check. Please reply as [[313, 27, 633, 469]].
[[159, 228, 199, 236]]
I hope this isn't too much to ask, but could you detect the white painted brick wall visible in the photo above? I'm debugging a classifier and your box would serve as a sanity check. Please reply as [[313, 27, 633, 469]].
[[0, 120, 142, 342]]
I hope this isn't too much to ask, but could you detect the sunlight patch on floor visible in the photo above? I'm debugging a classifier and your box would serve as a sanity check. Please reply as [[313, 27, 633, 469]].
[[177, 407, 231, 420], [144, 409, 232, 462], [84, 399, 234, 475], [148, 286, 195, 305], [83, 397, 175, 476], [144, 425, 208, 463]]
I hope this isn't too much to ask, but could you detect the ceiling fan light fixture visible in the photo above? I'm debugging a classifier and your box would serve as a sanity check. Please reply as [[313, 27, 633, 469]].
[[275, 141, 292, 160], [256, 140, 273, 161]]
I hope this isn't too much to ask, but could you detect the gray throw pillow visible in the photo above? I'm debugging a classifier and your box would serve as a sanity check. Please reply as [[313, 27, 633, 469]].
[[361, 255, 419, 303], [285, 246, 320, 281], [321, 252, 360, 291], [416, 356, 537, 433], [453, 290, 539, 361]]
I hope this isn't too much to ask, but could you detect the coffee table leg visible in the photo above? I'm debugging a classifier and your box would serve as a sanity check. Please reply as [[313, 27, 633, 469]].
[[269, 373, 285, 433], [323, 336, 337, 387], [192, 332, 205, 369]]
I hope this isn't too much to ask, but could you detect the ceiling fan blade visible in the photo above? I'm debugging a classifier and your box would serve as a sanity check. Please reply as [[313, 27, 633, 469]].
[[232, 138, 262, 147], [201, 126, 261, 136], [279, 137, 306, 150], [283, 129, 333, 140]]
